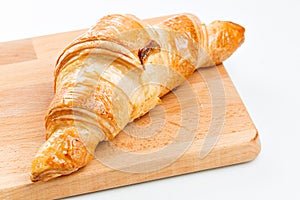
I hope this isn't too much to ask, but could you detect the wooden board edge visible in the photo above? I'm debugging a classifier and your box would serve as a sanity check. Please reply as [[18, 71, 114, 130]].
[[244, 129, 261, 162], [0, 128, 261, 200]]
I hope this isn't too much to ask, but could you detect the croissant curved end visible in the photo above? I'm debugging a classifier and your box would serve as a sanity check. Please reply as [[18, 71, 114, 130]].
[[31, 127, 93, 182], [207, 20, 245, 65]]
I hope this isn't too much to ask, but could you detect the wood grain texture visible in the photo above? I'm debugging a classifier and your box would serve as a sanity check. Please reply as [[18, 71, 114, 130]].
[[0, 39, 37, 65], [0, 16, 260, 200]]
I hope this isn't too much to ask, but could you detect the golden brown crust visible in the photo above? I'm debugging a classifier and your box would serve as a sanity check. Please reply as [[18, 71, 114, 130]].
[[31, 126, 93, 182], [206, 20, 245, 65], [31, 14, 245, 182], [54, 14, 149, 91]]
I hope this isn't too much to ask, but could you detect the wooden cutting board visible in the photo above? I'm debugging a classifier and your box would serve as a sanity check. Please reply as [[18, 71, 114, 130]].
[[0, 16, 260, 200]]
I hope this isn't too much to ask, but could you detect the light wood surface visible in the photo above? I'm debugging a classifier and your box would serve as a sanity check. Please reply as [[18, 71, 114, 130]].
[[0, 16, 260, 200]]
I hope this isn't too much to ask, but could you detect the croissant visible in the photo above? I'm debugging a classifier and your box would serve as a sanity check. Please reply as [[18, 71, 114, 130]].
[[31, 13, 245, 182]]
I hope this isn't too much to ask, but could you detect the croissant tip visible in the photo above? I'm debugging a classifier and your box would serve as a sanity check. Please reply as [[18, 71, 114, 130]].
[[206, 20, 245, 64], [224, 21, 245, 31], [30, 167, 79, 182], [30, 175, 39, 182], [31, 153, 82, 182], [30, 127, 93, 182]]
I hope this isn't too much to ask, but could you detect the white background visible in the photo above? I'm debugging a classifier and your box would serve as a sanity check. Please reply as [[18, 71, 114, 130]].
[[1, 0, 299, 199]]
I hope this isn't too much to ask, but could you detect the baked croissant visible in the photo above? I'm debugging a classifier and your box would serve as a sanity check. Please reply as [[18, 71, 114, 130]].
[[31, 13, 245, 182]]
